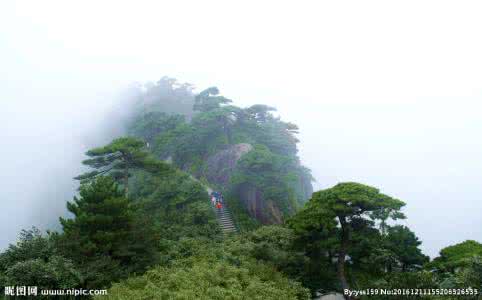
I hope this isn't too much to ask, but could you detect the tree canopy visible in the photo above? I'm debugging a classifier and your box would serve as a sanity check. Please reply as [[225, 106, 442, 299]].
[[2, 77, 479, 300], [289, 182, 407, 297], [75, 137, 171, 196]]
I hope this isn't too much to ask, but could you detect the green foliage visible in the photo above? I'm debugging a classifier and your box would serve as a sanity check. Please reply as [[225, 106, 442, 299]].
[[288, 182, 408, 293], [8, 77, 463, 298], [100, 230, 310, 300], [154, 122, 199, 165], [3, 75, 320, 295], [125, 82, 313, 222], [129, 170, 220, 241], [239, 104, 299, 156], [231, 145, 301, 215], [288, 200, 339, 293], [343, 224, 428, 278], [100, 258, 309, 300], [129, 111, 185, 144], [430, 240, 482, 272], [0, 227, 52, 265], [0, 228, 81, 290], [290, 182, 406, 239], [130, 76, 196, 118], [223, 193, 260, 232], [310, 182, 406, 223], [4, 256, 82, 289], [75, 137, 171, 196], [384, 225, 429, 271], [359, 271, 439, 300], [60, 177, 133, 259], [455, 256, 482, 291], [426, 240, 482, 299], [58, 176, 159, 288], [223, 226, 308, 281], [193, 86, 232, 112], [253, 119, 300, 156], [244, 104, 277, 123]]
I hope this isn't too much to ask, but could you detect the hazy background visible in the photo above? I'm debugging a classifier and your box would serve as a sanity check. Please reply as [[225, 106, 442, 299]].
[[1, 0, 481, 257]]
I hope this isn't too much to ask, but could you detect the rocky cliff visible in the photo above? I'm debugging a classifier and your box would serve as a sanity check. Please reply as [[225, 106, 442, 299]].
[[204, 143, 285, 224], [124, 82, 313, 226], [235, 183, 284, 224], [204, 143, 253, 186]]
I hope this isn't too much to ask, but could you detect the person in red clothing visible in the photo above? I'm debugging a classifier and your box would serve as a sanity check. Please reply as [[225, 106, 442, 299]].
[[216, 202, 222, 209]]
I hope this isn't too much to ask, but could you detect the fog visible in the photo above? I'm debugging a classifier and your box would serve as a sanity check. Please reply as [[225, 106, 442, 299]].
[[1, 1, 481, 257]]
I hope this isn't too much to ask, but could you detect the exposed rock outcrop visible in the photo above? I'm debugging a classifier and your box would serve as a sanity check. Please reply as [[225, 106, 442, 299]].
[[236, 183, 284, 224], [204, 143, 284, 224], [204, 143, 253, 186]]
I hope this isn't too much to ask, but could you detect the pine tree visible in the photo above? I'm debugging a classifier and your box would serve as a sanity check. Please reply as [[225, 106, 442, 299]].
[[193, 87, 231, 112], [74, 137, 170, 196], [60, 176, 132, 260], [289, 182, 406, 298], [59, 176, 160, 287]]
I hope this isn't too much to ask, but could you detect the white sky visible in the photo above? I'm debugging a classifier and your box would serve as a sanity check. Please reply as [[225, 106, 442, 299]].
[[1, 0, 481, 257]]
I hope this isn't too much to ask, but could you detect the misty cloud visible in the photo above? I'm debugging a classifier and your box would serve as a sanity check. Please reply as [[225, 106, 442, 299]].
[[1, 0, 481, 257]]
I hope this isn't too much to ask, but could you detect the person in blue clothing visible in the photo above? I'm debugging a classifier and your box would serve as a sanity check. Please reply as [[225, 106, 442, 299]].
[[211, 191, 220, 206], [211, 191, 225, 209]]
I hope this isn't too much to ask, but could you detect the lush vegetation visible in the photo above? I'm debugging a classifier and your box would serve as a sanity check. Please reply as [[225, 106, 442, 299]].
[[1, 77, 480, 300], [102, 231, 310, 300], [0, 133, 220, 295], [125, 78, 313, 223]]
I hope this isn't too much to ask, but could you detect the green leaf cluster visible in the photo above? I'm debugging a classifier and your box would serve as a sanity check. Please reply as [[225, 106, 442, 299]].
[[125, 82, 313, 222]]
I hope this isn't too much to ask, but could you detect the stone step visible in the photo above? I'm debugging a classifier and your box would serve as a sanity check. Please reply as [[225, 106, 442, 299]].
[[220, 221, 234, 225], [216, 213, 231, 216], [220, 222, 234, 226], [211, 201, 237, 233]]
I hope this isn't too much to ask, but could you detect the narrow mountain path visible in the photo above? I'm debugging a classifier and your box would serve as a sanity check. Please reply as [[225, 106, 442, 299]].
[[187, 174, 237, 234], [215, 206, 237, 233], [163, 155, 237, 234]]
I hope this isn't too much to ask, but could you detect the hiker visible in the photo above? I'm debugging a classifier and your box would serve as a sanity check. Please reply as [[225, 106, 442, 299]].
[[211, 191, 219, 205], [216, 201, 222, 210]]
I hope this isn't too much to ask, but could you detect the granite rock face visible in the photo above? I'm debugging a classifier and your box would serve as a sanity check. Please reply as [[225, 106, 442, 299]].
[[235, 183, 284, 224], [205, 143, 253, 186], [204, 143, 284, 224]]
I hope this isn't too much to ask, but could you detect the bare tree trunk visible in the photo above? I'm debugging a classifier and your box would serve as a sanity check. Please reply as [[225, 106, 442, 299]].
[[338, 216, 352, 300]]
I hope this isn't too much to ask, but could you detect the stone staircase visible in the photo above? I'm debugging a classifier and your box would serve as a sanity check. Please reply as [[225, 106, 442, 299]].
[[197, 183, 237, 233], [167, 162, 238, 234], [215, 207, 237, 233]]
